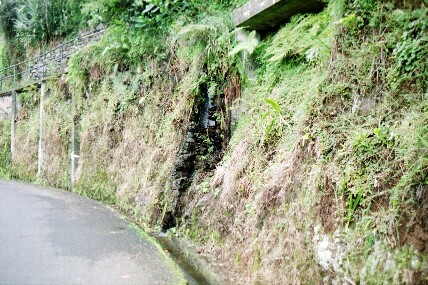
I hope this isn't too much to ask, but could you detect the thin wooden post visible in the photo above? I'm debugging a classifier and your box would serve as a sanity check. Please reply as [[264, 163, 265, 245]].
[[37, 82, 45, 178]]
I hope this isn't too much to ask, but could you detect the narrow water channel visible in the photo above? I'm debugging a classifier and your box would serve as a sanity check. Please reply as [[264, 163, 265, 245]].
[[155, 234, 211, 285]]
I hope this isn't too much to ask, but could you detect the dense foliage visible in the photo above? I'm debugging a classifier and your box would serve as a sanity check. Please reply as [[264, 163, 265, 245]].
[[0, 0, 245, 61], [0, 0, 82, 49]]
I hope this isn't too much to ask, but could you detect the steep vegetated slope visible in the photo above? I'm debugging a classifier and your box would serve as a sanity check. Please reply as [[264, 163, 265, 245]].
[[0, 0, 427, 283], [66, 13, 242, 223], [193, 1, 428, 283]]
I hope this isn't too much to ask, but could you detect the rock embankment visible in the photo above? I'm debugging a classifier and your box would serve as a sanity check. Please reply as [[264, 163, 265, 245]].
[[29, 26, 105, 80], [1, 25, 105, 91]]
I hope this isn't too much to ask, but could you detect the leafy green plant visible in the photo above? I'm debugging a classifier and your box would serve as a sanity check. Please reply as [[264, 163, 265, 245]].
[[266, 11, 333, 65], [131, 0, 188, 30], [0, 41, 8, 70], [388, 8, 428, 90], [0, 0, 18, 41], [81, 0, 123, 27], [18, 86, 40, 110], [14, 0, 83, 48], [198, 181, 210, 193], [346, 188, 364, 227], [228, 30, 259, 56], [353, 128, 394, 159], [336, 14, 364, 34], [260, 98, 290, 146], [202, 135, 215, 154]]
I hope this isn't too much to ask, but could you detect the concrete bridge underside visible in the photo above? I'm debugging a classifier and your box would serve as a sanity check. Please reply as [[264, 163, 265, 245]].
[[234, 0, 325, 31]]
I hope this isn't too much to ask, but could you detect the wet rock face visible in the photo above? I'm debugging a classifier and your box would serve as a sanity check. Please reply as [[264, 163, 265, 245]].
[[171, 92, 224, 195], [164, 91, 225, 230], [171, 122, 203, 194]]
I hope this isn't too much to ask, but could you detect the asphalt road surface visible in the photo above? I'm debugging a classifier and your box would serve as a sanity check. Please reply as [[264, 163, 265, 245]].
[[0, 181, 185, 285]]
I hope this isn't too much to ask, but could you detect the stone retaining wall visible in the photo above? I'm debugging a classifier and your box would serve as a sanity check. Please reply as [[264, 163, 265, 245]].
[[0, 96, 11, 120], [29, 27, 105, 80], [0, 26, 106, 92]]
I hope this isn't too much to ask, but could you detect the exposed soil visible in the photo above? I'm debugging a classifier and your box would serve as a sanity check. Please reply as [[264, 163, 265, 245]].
[[316, 174, 341, 234], [399, 184, 428, 252]]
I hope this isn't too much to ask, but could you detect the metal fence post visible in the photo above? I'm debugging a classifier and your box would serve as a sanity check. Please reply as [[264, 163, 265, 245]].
[[13, 65, 16, 85], [27, 61, 31, 80]]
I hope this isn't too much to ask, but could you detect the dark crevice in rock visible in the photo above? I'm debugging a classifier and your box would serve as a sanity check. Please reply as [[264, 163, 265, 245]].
[[162, 83, 226, 230]]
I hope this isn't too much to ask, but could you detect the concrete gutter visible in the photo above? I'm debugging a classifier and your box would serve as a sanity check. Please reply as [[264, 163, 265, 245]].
[[233, 0, 325, 31], [155, 235, 229, 285]]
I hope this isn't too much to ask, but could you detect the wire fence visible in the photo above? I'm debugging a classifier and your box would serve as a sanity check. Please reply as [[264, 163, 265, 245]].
[[0, 28, 106, 93]]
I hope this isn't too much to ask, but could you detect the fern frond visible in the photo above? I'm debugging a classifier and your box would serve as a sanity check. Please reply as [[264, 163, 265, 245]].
[[229, 30, 259, 56]]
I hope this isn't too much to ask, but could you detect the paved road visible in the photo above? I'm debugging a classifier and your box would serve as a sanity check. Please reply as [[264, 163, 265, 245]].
[[0, 181, 185, 285]]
